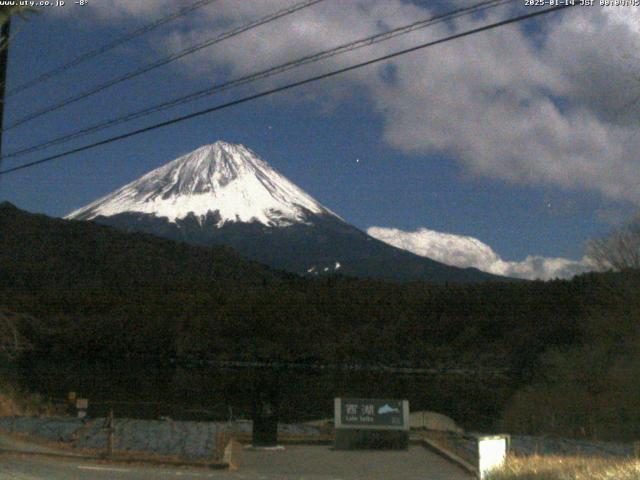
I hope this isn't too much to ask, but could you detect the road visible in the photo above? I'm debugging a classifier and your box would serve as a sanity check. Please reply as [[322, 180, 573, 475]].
[[0, 454, 225, 480], [0, 446, 474, 480]]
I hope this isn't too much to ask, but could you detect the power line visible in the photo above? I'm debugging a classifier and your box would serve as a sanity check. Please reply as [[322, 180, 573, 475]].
[[3, 0, 326, 131], [1, 0, 513, 161], [5, 0, 220, 98], [0, 4, 576, 177]]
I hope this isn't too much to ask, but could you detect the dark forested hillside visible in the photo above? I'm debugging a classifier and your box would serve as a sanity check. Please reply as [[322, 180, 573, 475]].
[[0, 202, 633, 376], [91, 209, 503, 283], [3, 203, 640, 438], [0, 201, 291, 358], [0, 202, 286, 291]]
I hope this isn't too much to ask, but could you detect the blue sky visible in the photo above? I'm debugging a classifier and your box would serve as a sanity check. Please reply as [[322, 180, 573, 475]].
[[1, 0, 638, 279]]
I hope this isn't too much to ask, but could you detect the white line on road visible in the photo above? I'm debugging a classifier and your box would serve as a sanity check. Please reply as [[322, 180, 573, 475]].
[[157, 472, 218, 478], [78, 465, 220, 478], [78, 465, 131, 472]]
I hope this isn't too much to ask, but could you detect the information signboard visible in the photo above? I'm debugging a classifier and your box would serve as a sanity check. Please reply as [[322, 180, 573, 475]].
[[75, 398, 88, 419], [335, 398, 409, 431]]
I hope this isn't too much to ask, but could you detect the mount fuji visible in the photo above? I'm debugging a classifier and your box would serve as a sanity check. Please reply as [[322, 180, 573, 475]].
[[67, 141, 502, 283]]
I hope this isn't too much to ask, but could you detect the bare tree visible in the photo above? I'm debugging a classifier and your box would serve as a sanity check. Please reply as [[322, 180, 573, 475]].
[[587, 216, 640, 271]]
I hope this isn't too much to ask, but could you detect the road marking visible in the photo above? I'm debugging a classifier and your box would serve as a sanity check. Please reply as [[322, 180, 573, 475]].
[[78, 465, 131, 472], [164, 472, 216, 478], [146, 469, 218, 478]]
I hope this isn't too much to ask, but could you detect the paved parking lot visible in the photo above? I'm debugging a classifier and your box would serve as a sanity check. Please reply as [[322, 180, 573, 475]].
[[0, 443, 473, 480], [237, 445, 474, 480]]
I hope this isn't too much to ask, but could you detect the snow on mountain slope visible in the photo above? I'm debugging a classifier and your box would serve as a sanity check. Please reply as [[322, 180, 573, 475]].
[[64, 140, 504, 282], [67, 141, 339, 227]]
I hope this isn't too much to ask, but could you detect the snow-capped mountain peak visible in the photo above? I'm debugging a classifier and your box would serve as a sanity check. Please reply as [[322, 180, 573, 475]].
[[67, 141, 338, 227]]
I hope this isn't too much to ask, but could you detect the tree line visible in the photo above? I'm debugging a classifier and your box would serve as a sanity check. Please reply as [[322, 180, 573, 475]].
[[2, 202, 640, 439]]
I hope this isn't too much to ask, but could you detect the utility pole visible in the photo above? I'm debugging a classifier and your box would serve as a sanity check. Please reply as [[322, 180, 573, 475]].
[[0, 17, 11, 163]]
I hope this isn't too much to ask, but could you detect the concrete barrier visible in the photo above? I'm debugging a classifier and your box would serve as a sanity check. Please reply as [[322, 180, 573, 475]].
[[409, 411, 463, 434]]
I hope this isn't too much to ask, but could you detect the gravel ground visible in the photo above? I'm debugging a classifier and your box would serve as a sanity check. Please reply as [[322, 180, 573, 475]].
[[0, 416, 321, 460], [1, 416, 634, 463], [0, 416, 83, 443]]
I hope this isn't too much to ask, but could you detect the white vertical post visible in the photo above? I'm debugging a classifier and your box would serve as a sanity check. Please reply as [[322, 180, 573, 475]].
[[477, 435, 509, 479]]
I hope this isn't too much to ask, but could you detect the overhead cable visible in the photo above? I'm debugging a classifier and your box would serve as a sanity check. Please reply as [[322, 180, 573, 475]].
[[6, 0, 220, 98], [2, 0, 513, 161], [3, 0, 326, 130], [0, 4, 576, 177]]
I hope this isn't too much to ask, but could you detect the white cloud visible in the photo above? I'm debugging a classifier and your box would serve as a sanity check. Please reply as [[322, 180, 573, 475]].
[[60, 0, 177, 20], [367, 226, 594, 280], [364, 5, 640, 204], [59, 1, 640, 205]]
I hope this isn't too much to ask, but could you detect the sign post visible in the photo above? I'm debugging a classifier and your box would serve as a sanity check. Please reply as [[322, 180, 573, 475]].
[[105, 410, 114, 458], [334, 398, 410, 450], [75, 398, 89, 420], [250, 369, 281, 448]]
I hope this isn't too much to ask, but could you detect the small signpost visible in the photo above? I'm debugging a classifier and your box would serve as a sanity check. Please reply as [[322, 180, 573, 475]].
[[67, 391, 77, 416], [75, 398, 88, 419], [250, 370, 281, 448], [334, 397, 409, 450], [252, 399, 279, 448], [103, 410, 115, 458]]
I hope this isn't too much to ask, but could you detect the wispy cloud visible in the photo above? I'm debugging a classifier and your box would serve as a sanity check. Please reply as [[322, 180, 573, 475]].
[[367, 226, 594, 280], [63, 1, 640, 205]]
